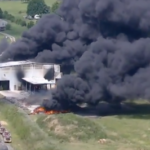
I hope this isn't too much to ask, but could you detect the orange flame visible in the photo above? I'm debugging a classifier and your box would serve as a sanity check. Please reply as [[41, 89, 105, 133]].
[[29, 106, 70, 115]]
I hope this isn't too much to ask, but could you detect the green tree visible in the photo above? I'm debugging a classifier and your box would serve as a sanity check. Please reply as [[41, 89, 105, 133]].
[[51, 1, 60, 13], [0, 8, 3, 18], [27, 21, 34, 28], [27, 0, 50, 17]]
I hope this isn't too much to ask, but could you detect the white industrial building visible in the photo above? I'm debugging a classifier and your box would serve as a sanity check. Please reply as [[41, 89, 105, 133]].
[[0, 60, 62, 91]]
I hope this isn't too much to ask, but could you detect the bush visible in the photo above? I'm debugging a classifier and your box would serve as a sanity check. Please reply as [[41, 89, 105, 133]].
[[21, 20, 27, 26], [0, 8, 3, 18], [15, 18, 21, 24], [27, 21, 34, 28], [3, 11, 15, 22], [5, 23, 11, 30], [18, 10, 23, 14]]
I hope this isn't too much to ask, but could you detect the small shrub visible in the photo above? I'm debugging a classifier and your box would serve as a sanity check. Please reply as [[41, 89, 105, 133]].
[[18, 10, 22, 14], [21, 20, 26, 26], [5, 23, 11, 30], [27, 21, 34, 28]]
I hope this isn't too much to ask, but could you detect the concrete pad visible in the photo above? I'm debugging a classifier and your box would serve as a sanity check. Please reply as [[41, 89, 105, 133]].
[[0, 91, 30, 100]]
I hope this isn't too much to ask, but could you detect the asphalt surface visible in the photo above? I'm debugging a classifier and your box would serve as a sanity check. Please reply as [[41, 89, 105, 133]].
[[0, 133, 13, 150]]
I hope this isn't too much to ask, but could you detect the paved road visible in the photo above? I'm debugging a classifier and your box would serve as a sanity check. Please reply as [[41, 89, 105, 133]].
[[0, 32, 16, 43], [0, 133, 14, 150]]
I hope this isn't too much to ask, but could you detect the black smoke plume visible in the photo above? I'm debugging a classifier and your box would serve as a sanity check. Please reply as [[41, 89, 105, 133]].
[[15, 67, 25, 82], [1, 0, 150, 110], [44, 67, 55, 81]]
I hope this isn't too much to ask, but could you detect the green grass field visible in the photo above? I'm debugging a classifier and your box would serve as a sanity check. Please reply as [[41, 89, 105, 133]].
[[0, 0, 57, 39], [0, 100, 59, 150], [5, 21, 27, 39], [0, 95, 149, 150], [0, 0, 57, 19], [35, 105, 150, 150]]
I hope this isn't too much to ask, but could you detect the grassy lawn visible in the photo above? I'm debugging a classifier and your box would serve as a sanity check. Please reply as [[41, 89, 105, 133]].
[[5, 21, 27, 39], [0, 0, 57, 19], [1, 92, 150, 150], [0, 98, 59, 150], [35, 100, 150, 150], [0, 0, 58, 38]]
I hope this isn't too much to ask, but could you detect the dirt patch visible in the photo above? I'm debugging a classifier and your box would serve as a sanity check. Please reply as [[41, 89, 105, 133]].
[[42, 115, 78, 139], [1, 121, 8, 126], [47, 118, 77, 136]]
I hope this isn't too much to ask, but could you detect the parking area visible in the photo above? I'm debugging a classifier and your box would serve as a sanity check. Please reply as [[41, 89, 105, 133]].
[[0, 91, 29, 100]]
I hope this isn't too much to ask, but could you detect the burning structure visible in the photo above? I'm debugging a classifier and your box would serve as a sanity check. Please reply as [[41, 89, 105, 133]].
[[1, 0, 150, 111], [0, 61, 62, 91]]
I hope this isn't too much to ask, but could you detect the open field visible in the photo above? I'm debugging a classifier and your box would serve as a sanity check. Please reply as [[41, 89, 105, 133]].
[[0, 93, 150, 150], [4, 21, 27, 39], [0, 0, 57, 19], [0, 0, 58, 38], [34, 103, 150, 150]]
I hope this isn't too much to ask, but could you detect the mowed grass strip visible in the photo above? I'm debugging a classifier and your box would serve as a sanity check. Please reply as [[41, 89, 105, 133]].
[[0, 100, 59, 150]]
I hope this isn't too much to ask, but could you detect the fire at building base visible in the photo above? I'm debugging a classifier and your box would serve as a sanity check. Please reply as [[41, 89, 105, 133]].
[[0, 60, 71, 115], [28, 106, 70, 115]]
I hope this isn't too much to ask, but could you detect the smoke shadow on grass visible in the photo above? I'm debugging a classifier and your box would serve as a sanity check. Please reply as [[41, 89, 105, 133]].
[[116, 102, 150, 120], [71, 101, 150, 120]]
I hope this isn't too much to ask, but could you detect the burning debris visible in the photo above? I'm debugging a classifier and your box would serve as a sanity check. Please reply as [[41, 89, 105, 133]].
[[28, 106, 70, 115], [1, 0, 150, 110]]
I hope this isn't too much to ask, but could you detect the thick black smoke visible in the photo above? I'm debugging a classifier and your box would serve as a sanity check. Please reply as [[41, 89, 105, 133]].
[[15, 67, 25, 82], [1, 0, 150, 110], [44, 67, 55, 81]]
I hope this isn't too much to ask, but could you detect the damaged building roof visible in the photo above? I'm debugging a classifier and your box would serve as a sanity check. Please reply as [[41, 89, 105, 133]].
[[22, 77, 56, 85], [0, 60, 55, 68], [0, 60, 35, 68]]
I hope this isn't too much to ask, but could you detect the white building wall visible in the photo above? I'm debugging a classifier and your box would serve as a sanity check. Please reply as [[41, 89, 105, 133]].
[[0, 62, 62, 91], [0, 66, 22, 91]]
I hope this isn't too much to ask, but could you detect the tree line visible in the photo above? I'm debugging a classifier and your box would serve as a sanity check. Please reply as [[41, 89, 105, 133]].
[[26, 0, 60, 16], [0, 8, 34, 29]]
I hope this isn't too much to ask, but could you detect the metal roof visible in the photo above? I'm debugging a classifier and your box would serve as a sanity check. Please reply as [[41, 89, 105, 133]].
[[0, 60, 57, 68], [0, 61, 35, 68], [22, 77, 56, 85]]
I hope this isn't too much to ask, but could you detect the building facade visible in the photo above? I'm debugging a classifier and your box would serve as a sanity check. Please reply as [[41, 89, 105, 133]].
[[0, 19, 7, 31], [0, 61, 62, 91]]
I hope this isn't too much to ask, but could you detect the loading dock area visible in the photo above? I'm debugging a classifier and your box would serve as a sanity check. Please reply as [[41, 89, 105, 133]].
[[22, 77, 56, 91], [0, 80, 9, 90], [0, 60, 62, 91]]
